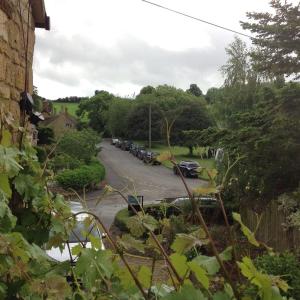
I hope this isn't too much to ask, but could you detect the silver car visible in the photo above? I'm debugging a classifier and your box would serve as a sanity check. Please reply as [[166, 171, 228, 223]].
[[46, 201, 105, 264]]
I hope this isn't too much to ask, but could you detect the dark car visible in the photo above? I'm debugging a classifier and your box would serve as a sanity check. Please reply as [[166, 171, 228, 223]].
[[132, 145, 144, 157], [143, 151, 161, 165], [137, 148, 147, 160], [173, 161, 200, 178], [129, 144, 138, 154], [120, 140, 132, 151]]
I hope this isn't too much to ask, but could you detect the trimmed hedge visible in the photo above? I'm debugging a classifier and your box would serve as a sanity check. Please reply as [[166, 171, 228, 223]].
[[56, 160, 105, 190], [114, 208, 131, 232]]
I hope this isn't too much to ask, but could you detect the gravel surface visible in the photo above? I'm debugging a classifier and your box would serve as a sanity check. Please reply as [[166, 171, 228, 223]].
[[86, 140, 206, 228]]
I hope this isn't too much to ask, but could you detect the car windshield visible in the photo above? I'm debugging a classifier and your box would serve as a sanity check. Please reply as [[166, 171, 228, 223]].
[[68, 222, 101, 243]]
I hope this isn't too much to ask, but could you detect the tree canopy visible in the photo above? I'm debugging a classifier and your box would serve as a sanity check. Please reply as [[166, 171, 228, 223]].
[[241, 0, 300, 79]]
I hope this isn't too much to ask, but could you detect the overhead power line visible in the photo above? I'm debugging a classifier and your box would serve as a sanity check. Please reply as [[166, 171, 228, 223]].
[[141, 0, 253, 39]]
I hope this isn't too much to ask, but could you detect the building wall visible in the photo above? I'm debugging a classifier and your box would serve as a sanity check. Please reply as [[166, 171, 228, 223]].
[[0, 0, 35, 124]]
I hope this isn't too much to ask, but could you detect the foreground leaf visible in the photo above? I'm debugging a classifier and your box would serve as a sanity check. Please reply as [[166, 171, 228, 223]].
[[232, 212, 259, 247], [137, 266, 151, 289]]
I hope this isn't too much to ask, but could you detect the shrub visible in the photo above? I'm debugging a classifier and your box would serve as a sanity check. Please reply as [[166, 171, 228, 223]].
[[114, 208, 131, 232], [56, 160, 105, 190], [255, 252, 300, 299], [50, 153, 83, 171], [57, 129, 101, 164]]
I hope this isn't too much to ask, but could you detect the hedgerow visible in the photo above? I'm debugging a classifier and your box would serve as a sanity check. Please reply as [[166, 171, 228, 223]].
[[56, 160, 105, 190]]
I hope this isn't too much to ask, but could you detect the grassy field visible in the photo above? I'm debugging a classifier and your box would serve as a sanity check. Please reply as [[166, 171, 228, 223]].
[[52, 102, 89, 121], [135, 141, 215, 180], [52, 102, 79, 117]]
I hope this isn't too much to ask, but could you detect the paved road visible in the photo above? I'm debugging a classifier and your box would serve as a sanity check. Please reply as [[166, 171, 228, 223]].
[[87, 140, 206, 228]]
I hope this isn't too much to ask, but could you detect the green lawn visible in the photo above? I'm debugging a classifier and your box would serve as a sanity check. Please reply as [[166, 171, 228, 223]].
[[52, 102, 79, 116], [52, 102, 88, 121], [135, 141, 215, 180]]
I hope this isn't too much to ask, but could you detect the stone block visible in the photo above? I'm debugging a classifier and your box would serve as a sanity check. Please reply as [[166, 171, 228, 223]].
[[15, 65, 25, 90], [0, 52, 6, 81], [8, 21, 20, 50], [0, 82, 10, 99], [10, 87, 20, 101], [9, 100, 20, 120], [0, 10, 8, 42]]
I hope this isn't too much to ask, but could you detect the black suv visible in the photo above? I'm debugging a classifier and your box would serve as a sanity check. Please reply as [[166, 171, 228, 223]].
[[173, 161, 200, 177]]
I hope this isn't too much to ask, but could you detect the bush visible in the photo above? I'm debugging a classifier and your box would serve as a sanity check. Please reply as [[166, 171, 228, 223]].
[[50, 153, 83, 171], [56, 160, 105, 190], [255, 252, 300, 299], [114, 208, 131, 232], [57, 129, 101, 164]]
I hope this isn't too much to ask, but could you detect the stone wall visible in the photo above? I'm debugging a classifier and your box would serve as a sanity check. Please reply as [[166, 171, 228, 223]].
[[0, 0, 35, 123]]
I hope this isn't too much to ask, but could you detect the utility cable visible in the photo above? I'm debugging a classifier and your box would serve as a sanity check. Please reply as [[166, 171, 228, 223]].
[[141, 0, 253, 39]]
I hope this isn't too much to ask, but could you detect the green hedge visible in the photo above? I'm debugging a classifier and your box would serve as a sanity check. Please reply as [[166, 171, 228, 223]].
[[114, 208, 131, 232], [56, 160, 105, 190]]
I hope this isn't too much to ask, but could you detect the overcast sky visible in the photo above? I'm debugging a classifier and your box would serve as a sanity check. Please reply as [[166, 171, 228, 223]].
[[33, 0, 274, 99]]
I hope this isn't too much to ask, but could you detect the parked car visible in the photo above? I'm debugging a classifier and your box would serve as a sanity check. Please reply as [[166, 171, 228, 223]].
[[137, 147, 147, 160], [129, 144, 137, 154], [120, 140, 132, 151], [143, 151, 161, 165], [111, 138, 119, 145], [46, 201, 105, 264], [115, 139, 122, 148], [132, 145, 144, 157], [173, 161, 200, 177]]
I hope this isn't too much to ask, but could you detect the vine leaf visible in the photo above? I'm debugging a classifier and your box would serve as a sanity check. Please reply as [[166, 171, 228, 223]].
[[142, 214, 159, 232], [193, 247, 232, 275], [0, 174, 12, 198], [171, 228, 207, 254], [0, 146, 22, 177], [162, 284, 207, 300], [126, 215, 146, 238], [237, 256, 288, 300], [137, 266, 151, 289], [118, 234, 145, 254], [169, 253, 189, 278], [187, 261, 209, 290], [232, 212, 259, 247]]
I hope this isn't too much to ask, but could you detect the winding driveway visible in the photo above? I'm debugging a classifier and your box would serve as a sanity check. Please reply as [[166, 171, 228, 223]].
[[87, 140, 206, 228]]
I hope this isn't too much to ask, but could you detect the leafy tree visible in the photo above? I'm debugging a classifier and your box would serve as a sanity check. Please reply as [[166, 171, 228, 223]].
[[107, 98, 132, 137], [186, 84, 203, 97], [241, 0, 300, 79], [139, 85, 155, 95], [127, 100, 162, 141], [76, 90, 114, 134], [56, 129, 101, 164], [220, 36, 250, 87]]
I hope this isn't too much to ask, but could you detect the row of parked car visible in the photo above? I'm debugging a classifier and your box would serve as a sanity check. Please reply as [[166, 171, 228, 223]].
[[111, 138, 161, 165]]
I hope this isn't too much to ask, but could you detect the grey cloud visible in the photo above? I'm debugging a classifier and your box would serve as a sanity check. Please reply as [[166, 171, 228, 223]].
[[35, 31, 230, 94]]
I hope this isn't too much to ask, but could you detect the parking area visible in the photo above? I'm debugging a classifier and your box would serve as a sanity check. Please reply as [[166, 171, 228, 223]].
[[86, 139, 206, 228]]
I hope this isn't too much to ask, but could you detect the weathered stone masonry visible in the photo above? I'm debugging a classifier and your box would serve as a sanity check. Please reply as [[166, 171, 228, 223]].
[[0, 0, 48, 124]]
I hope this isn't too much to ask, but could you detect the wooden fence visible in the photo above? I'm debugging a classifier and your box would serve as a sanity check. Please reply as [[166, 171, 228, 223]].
[[241, 200, 300, 252]]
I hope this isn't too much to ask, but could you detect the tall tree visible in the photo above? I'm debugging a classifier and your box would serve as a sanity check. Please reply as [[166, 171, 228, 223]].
[[186, 84, 203, 97], [76, 90, 113, 134], [241, 0, 300, 79], [220, 36, 250, 87]]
